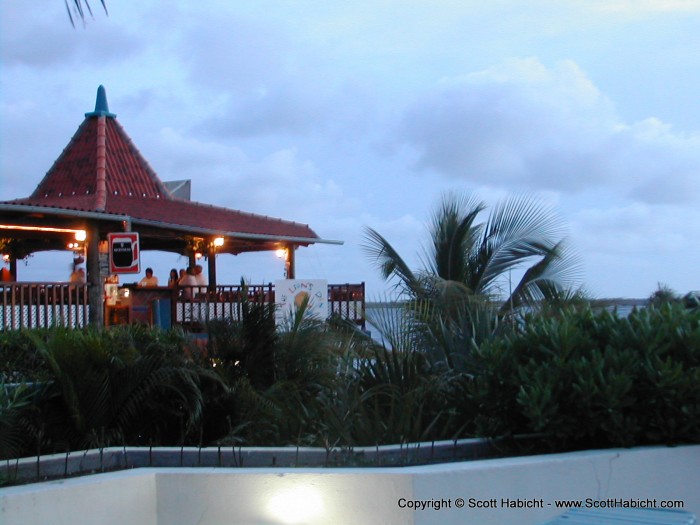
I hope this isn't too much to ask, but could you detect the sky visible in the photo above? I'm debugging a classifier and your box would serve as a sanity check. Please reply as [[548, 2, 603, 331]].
[[2, 0, 700, 299]]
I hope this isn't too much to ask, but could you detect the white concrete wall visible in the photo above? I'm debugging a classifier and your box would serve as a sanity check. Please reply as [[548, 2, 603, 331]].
[[155, 470, 413, 525], [1, 445, 698, 525], [0, 469, 157, 525], [410, 445, 700, 525]]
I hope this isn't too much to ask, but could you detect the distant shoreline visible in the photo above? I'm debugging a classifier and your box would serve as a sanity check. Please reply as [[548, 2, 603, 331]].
[[366, 298, 649, 308]]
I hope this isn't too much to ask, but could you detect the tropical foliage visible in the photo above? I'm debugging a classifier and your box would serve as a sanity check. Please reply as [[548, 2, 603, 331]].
[[16, 326, 222, 452], [649, 283, 700, 309], [363, 193, 583, 368], [469, 303, 700, 449], [1, 295, 699, 463], [363, 192, 581, 311]]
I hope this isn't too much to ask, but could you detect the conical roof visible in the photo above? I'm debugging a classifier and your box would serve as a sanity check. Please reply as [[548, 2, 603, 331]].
[[5, 86, 322, 246], [27, 106, 172, 207]]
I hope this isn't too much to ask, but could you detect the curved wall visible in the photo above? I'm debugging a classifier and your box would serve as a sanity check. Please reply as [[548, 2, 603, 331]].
[[1, 445, 698, 525]]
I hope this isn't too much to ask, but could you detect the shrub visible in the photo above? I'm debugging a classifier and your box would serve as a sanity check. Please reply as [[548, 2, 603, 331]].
[[0, 326, 230, 459], [2, 302, 698, 459], [0, 329, 52, 383], [466, 304, 700, 450]]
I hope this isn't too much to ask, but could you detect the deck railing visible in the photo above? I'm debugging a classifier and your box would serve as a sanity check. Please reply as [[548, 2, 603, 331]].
[[175, 283, 274, 331], [0, 282, 365, 331], [0, 282, 90, 330], [175, 282, 366, 330]]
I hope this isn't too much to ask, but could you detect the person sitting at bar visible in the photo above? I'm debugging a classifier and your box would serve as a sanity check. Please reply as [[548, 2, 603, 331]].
[[178, 266, 197, 299], [194, 264, 207, 294], [69, 266, 86, 283], [0, 265, 13, 282], [168, 268, 179, 287], [138, 267, 159, 287]]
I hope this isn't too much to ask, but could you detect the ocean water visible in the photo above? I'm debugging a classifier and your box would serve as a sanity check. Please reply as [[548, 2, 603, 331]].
[[363, 300, 647, 342]]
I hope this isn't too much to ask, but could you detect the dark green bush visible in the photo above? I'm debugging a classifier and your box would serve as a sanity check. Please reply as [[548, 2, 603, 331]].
[[318, 344, 461, 447], [0, 326, 231, 459], [1, 302, 698, 461], [0, 329, 52, 383], [467, 304, 700, 449]]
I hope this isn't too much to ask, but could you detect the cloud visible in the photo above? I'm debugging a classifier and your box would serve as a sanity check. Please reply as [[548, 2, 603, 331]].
[[201, 88, 332, 138], [569, 201, 700, 296], [595, 0, 700, 14], [620, 119, 700, 203], [571, 203, 691, 255], [143, 127, 359, 227], [391, 57, 700, 204], [174, 7, 381, 139], [181, 14, 288, 93], [0, 3, 142, 69]]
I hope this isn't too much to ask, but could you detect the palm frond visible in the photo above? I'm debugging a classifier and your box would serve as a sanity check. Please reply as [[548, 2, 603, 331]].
[[470, 194, 566, 294], [423, 193, 485, 283], [363, 296, 423, 353], [29, 331, 88, 433], [65, 0, 108, 28], [0, 382, 40, 460], [362, 227, 421, 296], [505, 241, 584, 311]]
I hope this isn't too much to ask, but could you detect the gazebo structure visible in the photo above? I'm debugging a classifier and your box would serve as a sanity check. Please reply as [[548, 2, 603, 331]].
[[0, 86, 362, 329]]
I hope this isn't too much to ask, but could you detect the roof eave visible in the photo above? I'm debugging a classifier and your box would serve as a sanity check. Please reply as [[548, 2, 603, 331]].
[[129, 216, 344, 245], [0, 202, 131, 223], [0, 203, 344, 246]]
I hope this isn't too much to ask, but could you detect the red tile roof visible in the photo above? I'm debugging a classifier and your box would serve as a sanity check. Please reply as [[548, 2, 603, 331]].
[[4, 88, 320, 244]]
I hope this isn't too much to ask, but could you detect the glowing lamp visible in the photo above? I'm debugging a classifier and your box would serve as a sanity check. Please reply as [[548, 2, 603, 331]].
[[213, 237, 225, 247], [267, 485, 324, 524], [74, 230, 87, 241], [275, 248, 287, 259]]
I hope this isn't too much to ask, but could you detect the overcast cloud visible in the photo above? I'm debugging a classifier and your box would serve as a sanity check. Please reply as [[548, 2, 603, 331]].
[[2, 1, 699, 298]]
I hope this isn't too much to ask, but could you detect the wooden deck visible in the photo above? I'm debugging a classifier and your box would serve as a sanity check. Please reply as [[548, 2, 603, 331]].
[[1, 282, 365, 330]]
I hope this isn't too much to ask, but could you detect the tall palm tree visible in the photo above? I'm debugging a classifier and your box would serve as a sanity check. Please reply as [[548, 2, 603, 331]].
[[363, 192, 581, 313], [363, 193, 582, 370]]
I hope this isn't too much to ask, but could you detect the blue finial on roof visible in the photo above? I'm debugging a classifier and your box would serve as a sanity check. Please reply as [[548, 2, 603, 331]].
[[85, 85, 117, 118]]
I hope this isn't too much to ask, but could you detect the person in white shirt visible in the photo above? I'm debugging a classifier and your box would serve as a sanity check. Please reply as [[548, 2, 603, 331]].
[[178, 266, 198, 299], [138, 267, 159, 287], [194, 264, 207, 293]]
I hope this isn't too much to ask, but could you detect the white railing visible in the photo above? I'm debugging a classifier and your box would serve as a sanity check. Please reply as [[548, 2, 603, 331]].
[[0, 282, 90, 330]]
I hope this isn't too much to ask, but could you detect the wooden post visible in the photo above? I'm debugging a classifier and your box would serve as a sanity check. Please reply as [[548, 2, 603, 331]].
[[286, 244, 296, 279], [207, 246, 217, 292], [86, 222, 104, 328], [9, 256, 17, 281]]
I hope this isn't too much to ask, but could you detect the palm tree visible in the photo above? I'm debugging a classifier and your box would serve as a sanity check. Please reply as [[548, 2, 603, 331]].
[[364, 192, 581, 312], [363, 193, 582, 367]]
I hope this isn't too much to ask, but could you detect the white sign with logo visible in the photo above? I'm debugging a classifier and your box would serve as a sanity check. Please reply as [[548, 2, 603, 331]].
[[275, 279, 327, 324], [107, 232, 140, 274]]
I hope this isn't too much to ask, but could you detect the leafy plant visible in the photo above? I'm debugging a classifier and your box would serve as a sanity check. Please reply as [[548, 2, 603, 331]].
[[363, 192, 581, 313], [467, 304, 700, 449], [0, 382, 41, 460], [19, 326, 222, 453]]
